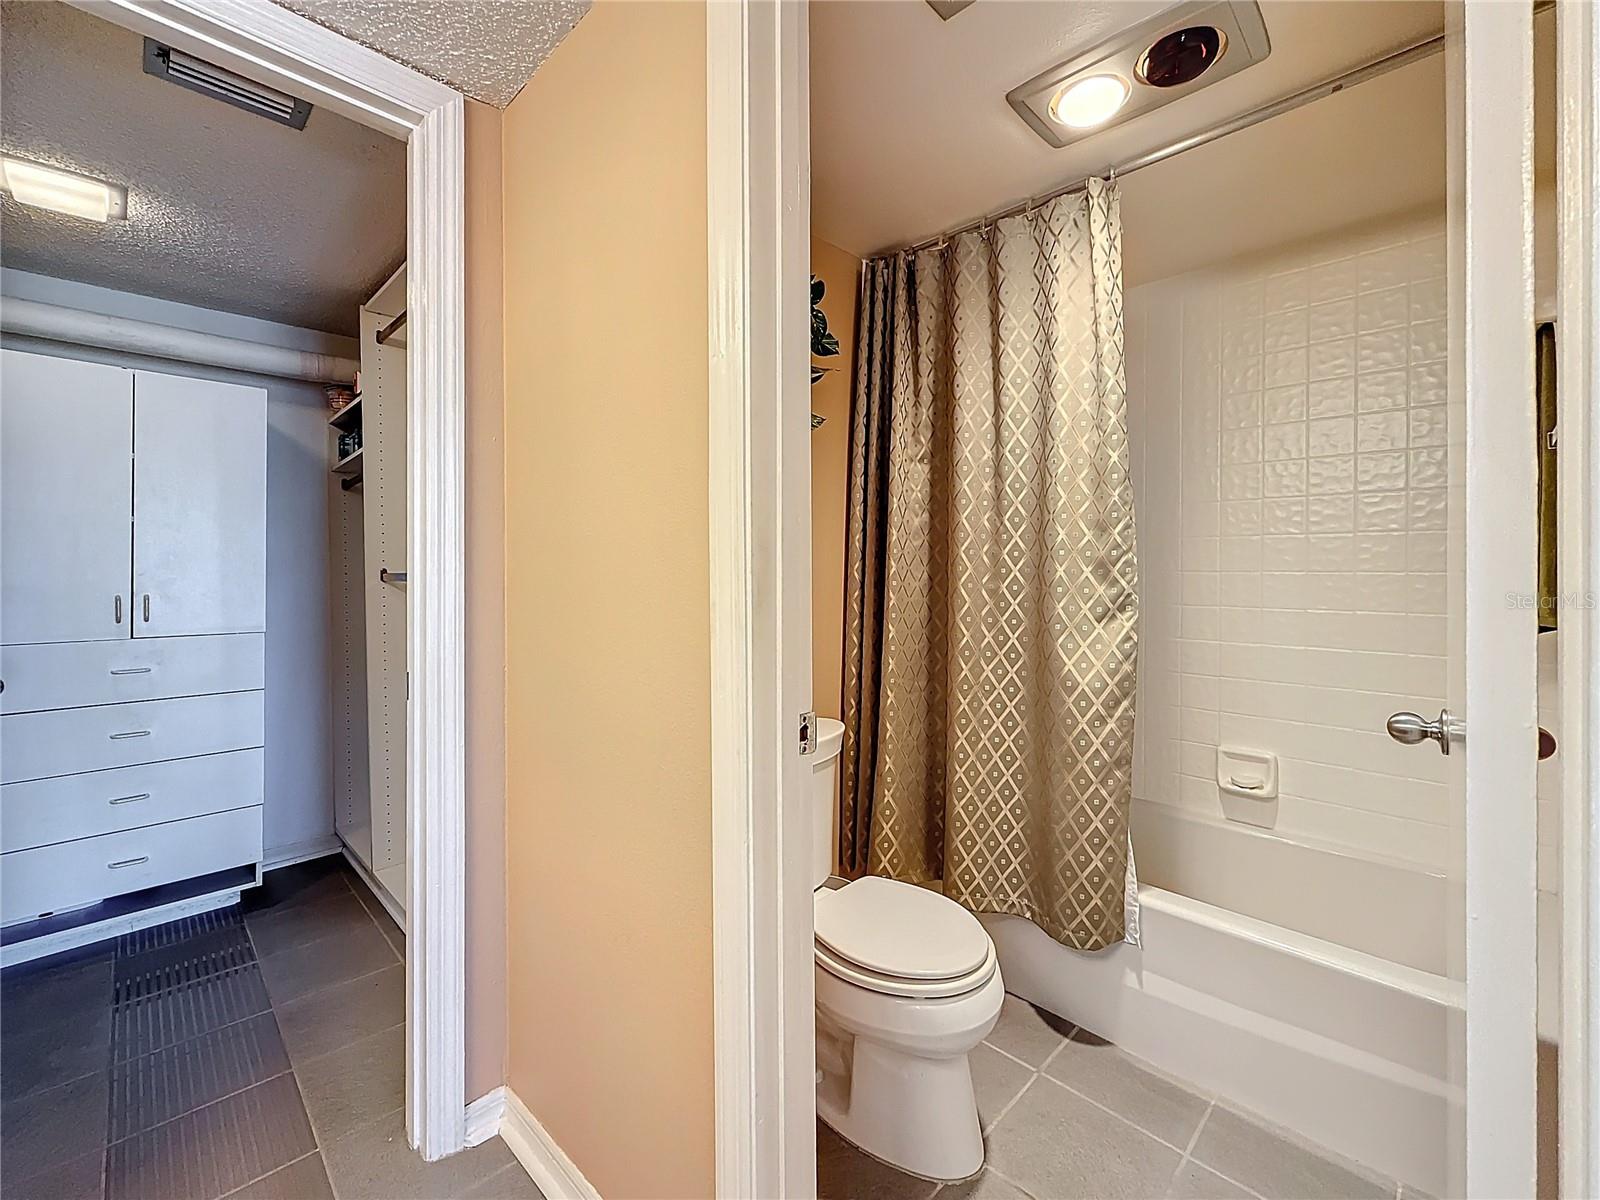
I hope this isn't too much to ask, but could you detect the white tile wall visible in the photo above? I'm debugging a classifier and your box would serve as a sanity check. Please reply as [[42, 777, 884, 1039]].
[[1128, 215, 1459, 871]]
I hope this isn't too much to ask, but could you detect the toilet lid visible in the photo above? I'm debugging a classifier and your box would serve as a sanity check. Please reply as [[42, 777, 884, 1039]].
[[814, 877, 991, 981]]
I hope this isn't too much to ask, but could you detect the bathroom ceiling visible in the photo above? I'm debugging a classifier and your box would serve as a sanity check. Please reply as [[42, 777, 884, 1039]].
[[811, 1, 1450, 280], [271, 0, 589, 108], [0, 1, 405, 335]]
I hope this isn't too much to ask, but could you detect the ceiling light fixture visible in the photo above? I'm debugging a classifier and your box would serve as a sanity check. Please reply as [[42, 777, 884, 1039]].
[[0, 156, 128, 222], [1049, 74, 1131, 129]]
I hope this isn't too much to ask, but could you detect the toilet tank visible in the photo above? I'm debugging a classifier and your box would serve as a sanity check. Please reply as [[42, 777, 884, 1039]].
[[813, 718, 846, 888]]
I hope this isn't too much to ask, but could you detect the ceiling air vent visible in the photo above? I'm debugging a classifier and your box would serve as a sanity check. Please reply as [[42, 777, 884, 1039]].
[[142, 39, 313, 130]]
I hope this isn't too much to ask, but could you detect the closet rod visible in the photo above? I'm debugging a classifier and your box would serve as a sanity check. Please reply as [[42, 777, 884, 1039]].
[[375, 310, 407, 345], [903, 7, 1550, 255]]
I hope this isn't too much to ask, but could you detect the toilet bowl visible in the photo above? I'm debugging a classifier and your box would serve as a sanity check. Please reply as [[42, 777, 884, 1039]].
[[811, 720, 1004, 1182]]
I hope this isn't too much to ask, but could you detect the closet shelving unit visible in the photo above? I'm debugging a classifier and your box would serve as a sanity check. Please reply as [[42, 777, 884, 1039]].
[[330, 393, 364, 489]]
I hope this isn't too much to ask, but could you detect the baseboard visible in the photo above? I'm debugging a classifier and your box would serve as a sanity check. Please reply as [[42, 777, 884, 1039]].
[[464, 1088, 507, 1148], [262, 834, 342, 870], [475, 1086, 600, 1200]]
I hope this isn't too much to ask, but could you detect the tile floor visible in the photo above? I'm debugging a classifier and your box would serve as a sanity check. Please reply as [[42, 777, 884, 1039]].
[[819, 995, 1420, 1200], [0, 855, 541, 1200]]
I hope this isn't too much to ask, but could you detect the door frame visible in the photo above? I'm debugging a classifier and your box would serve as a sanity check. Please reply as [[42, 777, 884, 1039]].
[[66, 0, 469, 1162], [706, 1, 815, 1197], [1558, 0, 1600, 1193]]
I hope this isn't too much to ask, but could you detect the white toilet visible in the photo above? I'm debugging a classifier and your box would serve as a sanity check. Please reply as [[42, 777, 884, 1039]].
[[811, 718, 1005, 1182]]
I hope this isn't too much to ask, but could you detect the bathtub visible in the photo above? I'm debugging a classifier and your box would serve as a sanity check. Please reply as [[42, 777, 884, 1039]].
[[977, 803, 1464, 1197]]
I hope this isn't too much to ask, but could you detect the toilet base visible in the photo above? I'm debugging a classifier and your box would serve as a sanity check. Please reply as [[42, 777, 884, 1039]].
[[815, 1011, 989, 1182]]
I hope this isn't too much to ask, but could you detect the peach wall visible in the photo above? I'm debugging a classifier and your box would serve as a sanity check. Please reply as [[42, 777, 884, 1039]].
[[810, 237, 860, 722], [499, 3, 715, 1197], [464, 97, 507, 1102]]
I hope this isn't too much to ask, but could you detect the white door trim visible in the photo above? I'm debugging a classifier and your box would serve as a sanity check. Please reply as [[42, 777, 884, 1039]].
[[64, 0, 468, 1162], [706, 1, 815, 1196], [1558, 0, 1600, 1193], [1461, 2, 1538, 1196]]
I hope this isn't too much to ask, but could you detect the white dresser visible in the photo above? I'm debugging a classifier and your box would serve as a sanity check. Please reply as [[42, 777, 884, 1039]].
[[0, 348, 266, 943]]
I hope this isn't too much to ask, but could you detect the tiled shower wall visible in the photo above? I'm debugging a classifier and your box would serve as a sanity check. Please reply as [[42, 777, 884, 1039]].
[[1127, 212, 1457, 870]]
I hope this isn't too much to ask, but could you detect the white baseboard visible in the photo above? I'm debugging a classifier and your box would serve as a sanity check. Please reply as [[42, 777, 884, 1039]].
[[464, 1088, 507, 1148], [467, 1086, 600, 1200], [262, 834, 342, 870]]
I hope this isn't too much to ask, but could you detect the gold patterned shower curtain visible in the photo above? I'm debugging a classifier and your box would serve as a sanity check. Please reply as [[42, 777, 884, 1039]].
[[839, 178, 1138, 951]]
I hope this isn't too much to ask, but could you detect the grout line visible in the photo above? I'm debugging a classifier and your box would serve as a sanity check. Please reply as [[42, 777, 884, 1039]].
[[982, 1038, 1054, 1073], [270, 959, 402, 1014], [982, 1069, 1041, 1138], [340, 869, 406, 960], [1031, 1071, 1200, 1160], [106, 1067, 296, 1148], [321, 1101, 405, 1154], [216, 1148, 321, 1200]]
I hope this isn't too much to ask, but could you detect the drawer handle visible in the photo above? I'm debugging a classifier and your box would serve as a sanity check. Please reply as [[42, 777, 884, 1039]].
[[109, 730, 152, 740], [109, 667, 153, 676], [109, 793, 151, 806], [108, 856, 149, 870]]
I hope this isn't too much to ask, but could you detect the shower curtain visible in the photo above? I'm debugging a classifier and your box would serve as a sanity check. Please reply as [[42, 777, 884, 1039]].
[[839, 178, 1138, 951]]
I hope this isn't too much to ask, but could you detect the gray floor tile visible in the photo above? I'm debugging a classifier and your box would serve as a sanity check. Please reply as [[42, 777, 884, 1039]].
[[460, 1161, 547, 1200], [968, 1042, 1035, 1133], [0, 1070, 110, 1184], [346, 881, 406, 959], [221, 1152, 334, 1200], [1398, 1187, 1435, 1200], [1, 952, 113, 1033], [113, 910, 255, 1004], [985, 1076, 1181, 1200], [274, 962, 404, 1066], [294, 1023, 405, 1145], [104, 1073, 315, 1200], [244, 890, 379, 961], [983, 996, 1073, 1068], [240, 858, 352, 916], [938, 1169, 1036, 1200], [112, 965, 272, 1062], [257, 920, 397, 1007], [321, 1108, 515, 1200], [1190, 1107, 1391, 1200], [1167, 1161, 1256, 1200], [109, 1012, 291, 1140], [1, 1001, 113, 1102], [1, 1147, 105, 1200], [817, 1122, 941, 1200], [1043, 1032, 1210, 1149]]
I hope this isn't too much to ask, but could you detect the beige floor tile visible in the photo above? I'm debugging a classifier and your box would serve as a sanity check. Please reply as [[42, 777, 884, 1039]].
[[983, 996, 1073, 1068], [1189, 1107, 1391, 1200], [1167, 1160, 1256, 1200], [293, 1024, 406, 1145], [969, 1043, 1036, 1133], [460, 1161, 548, 1199], [984, 1077, 1181, 1200], [1043, 1033, 1210, 1149]]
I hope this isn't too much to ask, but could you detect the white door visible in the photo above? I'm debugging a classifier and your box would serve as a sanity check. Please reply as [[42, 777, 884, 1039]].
[[1450, 3, 1539, 1197], [0, 350, 133, 646], [131, 371, 266, 638]]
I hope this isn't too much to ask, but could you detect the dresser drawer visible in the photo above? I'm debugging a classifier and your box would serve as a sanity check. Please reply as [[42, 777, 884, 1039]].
[[1, 806, 262, 926], [0, 692, 264, 784], [0, 635, 264, 715], [0, 749, 263, 853]]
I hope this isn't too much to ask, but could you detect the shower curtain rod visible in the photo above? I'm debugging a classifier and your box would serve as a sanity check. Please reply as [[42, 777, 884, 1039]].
[[902, 9, 1544, 256]]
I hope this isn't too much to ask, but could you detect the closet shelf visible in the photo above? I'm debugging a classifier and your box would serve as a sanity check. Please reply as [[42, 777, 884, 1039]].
[[332, 446, 363, 476], [328, 394, 363, 431]]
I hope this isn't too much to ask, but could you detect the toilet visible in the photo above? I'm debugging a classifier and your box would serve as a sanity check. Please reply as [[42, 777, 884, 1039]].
[[811, 718, 1005, 1182]]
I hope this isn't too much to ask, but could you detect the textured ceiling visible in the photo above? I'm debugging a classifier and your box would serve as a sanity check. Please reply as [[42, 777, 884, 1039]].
[[812, 1, 1450, 270], [273, 0, 590, 108], [0, 1, 405, 335]]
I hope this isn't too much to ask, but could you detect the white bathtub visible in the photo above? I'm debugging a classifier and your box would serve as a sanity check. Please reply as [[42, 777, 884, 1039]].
[[978, 805, 1465, 1197]]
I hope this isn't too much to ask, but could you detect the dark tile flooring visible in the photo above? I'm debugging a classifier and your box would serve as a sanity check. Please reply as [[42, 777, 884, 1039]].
[[1, 855, 540, 1200]]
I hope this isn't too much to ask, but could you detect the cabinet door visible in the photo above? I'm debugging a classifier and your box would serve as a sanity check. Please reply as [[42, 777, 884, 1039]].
[[1, 349, 133, 645], [132, 372, 266, 637]]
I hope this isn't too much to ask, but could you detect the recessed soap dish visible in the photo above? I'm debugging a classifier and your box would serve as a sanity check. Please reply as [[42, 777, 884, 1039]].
[[1216, 746, 1278, 800]]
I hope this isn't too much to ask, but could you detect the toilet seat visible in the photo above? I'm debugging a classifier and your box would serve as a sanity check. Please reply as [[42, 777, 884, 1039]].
[[814, 876, 996, 998]]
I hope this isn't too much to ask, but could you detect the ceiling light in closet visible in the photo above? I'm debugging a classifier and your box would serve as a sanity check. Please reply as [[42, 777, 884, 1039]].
[[1007, 0, 1271, 149], [1050, 74, 1131, 129], [0, 156, 128, 222]]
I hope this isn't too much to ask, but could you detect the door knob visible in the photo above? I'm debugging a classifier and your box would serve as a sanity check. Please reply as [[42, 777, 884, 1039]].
[[1386, 709, 1465, 755]]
